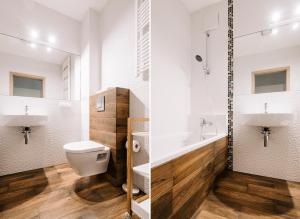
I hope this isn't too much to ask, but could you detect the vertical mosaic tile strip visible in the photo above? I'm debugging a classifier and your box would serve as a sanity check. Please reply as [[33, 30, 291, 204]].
[[227, 0, 234, 170]]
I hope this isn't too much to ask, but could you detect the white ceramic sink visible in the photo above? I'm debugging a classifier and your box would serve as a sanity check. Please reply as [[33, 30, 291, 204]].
[[241, 113, 293, 127], [1, 114, 48, 127]]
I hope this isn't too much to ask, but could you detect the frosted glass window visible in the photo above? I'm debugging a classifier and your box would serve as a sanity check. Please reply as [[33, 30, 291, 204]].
[[253, 68, 289, 94], [12, 74, 44, 98]]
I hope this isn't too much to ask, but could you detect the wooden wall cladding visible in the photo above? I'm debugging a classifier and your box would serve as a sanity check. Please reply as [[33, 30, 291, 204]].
[[151, 137, 228, 219], [90, 87, 129, 186]]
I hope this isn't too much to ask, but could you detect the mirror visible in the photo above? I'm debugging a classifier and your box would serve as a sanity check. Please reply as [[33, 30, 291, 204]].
[[0, 33, 81, 100], [234, 0, 300, 95]]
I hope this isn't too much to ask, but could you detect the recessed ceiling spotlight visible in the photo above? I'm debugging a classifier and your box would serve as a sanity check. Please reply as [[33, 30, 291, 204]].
[[292, 22, 299, 30], [46, 47, 52, 52], [48, 35, 56, 44], [30, 43, 37, 49], [30, 30, 39, 39], [271, 11, 281, 22], [272, 28, 279, 35]]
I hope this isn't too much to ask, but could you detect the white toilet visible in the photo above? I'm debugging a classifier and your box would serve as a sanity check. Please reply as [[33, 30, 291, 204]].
[[63, 141, 110, 177]]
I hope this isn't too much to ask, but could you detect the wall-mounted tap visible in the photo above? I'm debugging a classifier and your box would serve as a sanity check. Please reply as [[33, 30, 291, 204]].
[[25, 105, 29, 115], [200, 117, 214, 140], [200, 118, 213, 127], [264, 102, 268, 114]]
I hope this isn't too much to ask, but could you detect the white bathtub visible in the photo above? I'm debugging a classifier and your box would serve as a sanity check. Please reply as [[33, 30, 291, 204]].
[[151, 132, 228, 168]]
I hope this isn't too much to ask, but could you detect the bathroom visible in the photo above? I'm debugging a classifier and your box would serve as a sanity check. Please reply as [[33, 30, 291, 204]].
[[1, 0, 300, 218], [151, 0, 300, 218], [0, 0, 149, 218]]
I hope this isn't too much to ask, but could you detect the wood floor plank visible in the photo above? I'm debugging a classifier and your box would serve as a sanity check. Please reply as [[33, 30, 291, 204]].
[[195, 210, 229, 219], [0, 164, 136, 219], [193, 171, 300, 219]]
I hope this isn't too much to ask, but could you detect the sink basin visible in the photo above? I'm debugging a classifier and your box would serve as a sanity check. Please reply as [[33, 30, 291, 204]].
[[241, 113, 293, 127], [0, 114, 48, 127]]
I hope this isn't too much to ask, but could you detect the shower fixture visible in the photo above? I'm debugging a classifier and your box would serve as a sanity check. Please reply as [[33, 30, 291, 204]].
[[195, 55, 209, 75], [195, 31, 211, 75]]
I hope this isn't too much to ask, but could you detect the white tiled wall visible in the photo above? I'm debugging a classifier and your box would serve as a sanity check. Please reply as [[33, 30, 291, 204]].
[[0, 95, 81, 176], [234, 92, 300, 182]]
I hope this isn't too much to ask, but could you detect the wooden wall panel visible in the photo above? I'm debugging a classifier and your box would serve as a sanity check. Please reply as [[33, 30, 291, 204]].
[[90, 88, 129, 186], [151, 136, 228, 219]]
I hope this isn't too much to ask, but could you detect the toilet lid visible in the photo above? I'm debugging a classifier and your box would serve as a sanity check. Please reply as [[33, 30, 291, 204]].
[[64, 141, 107, 153]]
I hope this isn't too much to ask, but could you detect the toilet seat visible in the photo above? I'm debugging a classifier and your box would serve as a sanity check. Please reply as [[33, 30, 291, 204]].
[[63, 141, 107, 153]]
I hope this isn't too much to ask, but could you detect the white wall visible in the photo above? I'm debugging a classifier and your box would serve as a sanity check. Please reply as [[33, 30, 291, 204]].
[[151, 0, 192, 139], [151, 0, 228, 147], [0, 95, 81, 176], [234, 92, 300, 182], [98, 0, 149, 192], [0, 0, 82, 175], [0, 52, 63, 99], [0, 0, 81, 54], [234, 46, 300, 181], [190, 1, 228, 134], [235, 46, 300, 95], [234, 0, 300, 181], [99, 0, 149, 116]]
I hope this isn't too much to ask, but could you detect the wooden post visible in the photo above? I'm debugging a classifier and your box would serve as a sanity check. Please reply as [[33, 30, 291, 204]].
[[127, 118, 133, 216], [126, 118, 149, 217]]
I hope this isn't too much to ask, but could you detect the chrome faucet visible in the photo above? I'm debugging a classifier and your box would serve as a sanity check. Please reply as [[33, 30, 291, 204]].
[[200, 117, 213, 140], [200, 118, 213, 127], [25, 105, 29, 115], [264, 102, 268, 114]]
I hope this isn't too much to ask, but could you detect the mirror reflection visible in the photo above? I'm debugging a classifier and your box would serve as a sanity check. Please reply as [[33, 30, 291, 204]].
[[233, 0, 300, 195], [0, 33, 81, 100], [234, 0, 300, 95]]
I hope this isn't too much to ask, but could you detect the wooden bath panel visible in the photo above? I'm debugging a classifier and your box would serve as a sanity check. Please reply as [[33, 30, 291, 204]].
[[151, 136, 228, 219]]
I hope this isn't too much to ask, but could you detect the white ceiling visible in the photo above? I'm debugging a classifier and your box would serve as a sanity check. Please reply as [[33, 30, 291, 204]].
[[181, 0, 223, 12], [33, 0, 223, 20], [0, 34, 69, 65], [235, 25, 300, 57], [235, 0, 300, 57], [32, 0, 109, 21]]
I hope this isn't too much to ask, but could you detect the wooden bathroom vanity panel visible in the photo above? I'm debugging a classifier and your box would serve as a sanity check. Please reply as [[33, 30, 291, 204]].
[[90, 87, 129, 186], [151, 136, 228, 219]]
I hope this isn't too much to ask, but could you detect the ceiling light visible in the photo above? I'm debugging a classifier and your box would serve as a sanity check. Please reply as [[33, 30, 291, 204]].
[[46, 47, 52, 52], [30, 30, 39, 39], [48, 35, 56, 44], [292, 22, 299, 30], [272, 28, 279, 35], [271, 11, 281, 22], [30, 43, 37, 49]]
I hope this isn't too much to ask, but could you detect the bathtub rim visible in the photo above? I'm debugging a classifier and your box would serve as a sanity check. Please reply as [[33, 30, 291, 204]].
[[151, 133, 228, 168]]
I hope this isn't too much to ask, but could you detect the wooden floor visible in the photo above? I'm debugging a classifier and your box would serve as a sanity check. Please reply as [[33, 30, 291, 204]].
[[193, 171, 300, 219], [0, 164, 137, 219]]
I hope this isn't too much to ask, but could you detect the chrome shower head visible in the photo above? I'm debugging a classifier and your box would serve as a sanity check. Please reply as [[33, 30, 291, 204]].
[[195, 55, 203, 62], [195, 54, 210, 75]]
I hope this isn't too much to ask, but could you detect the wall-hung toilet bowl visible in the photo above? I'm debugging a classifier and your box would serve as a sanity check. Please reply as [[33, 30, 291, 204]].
[[63, 141, 110, 177]]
